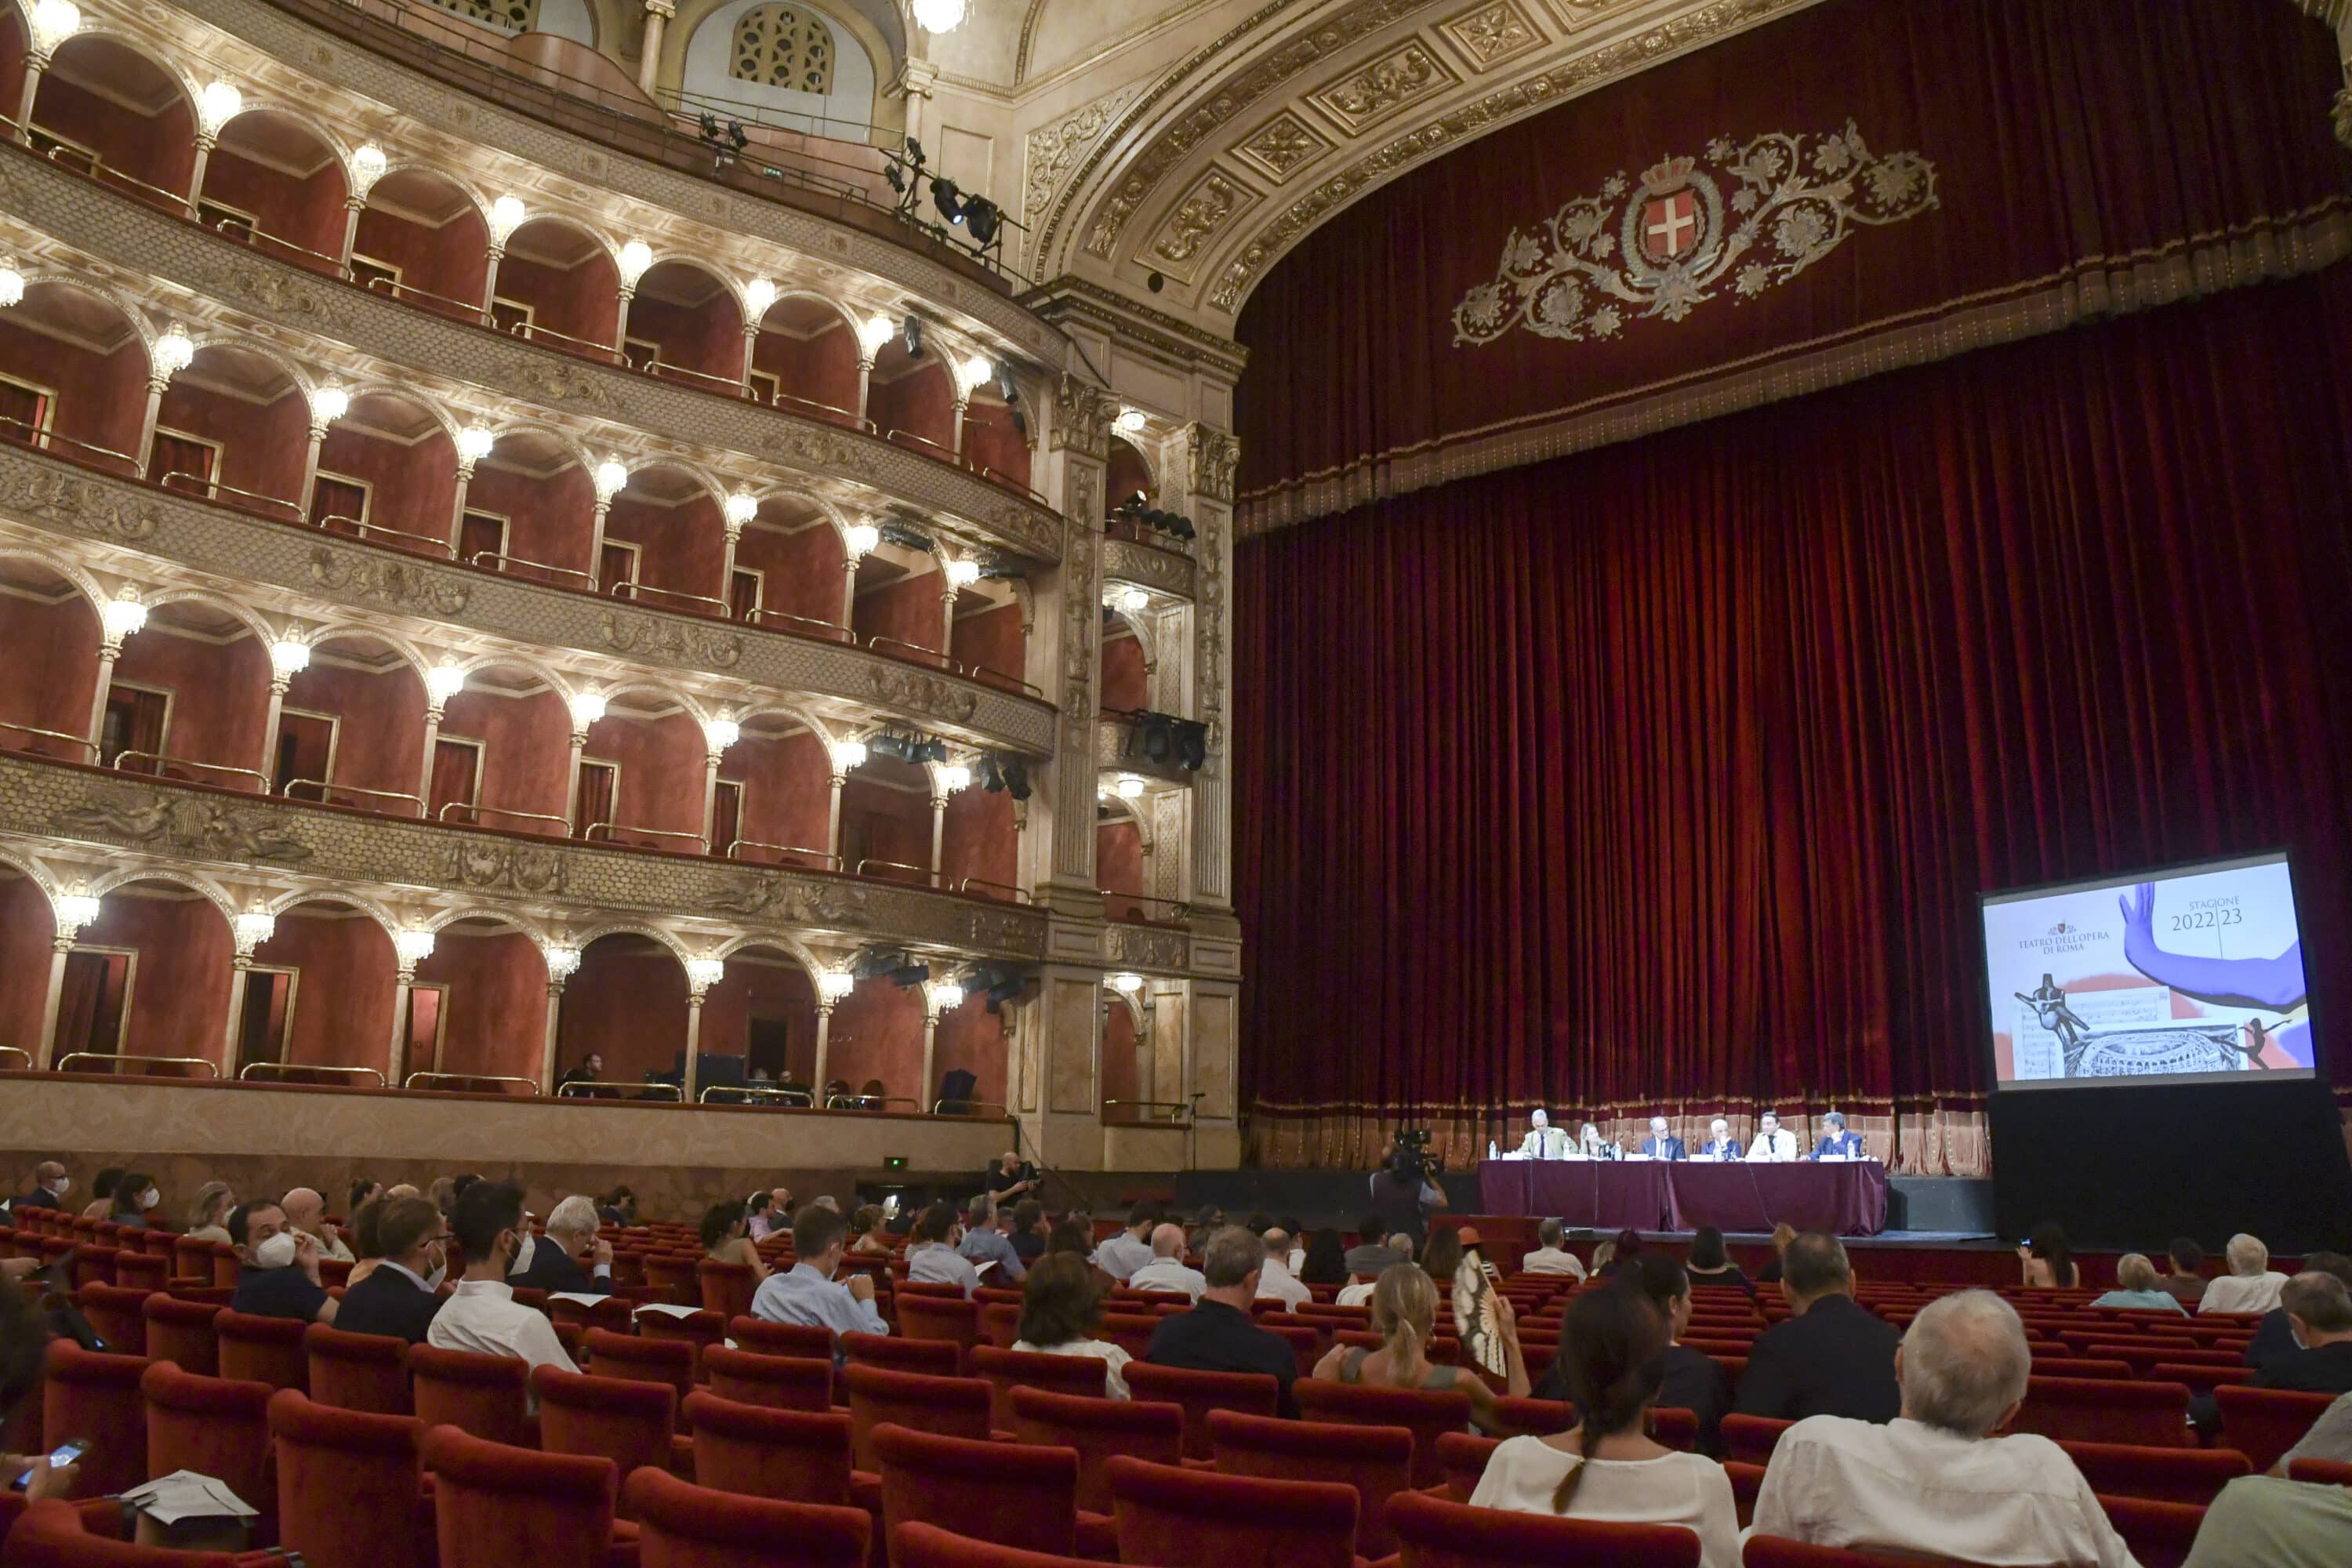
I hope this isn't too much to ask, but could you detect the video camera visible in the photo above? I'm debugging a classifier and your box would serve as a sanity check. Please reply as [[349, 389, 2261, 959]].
[[1388, 1127, 1443, 1180]]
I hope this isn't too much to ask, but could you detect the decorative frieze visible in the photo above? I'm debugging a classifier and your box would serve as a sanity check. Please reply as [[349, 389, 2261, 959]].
[[1102, 538, 1197, 602]]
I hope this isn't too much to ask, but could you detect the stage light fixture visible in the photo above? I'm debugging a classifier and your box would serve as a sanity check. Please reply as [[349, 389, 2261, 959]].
[[963, 196, 1003, 247], [930, 176, 966, 226]]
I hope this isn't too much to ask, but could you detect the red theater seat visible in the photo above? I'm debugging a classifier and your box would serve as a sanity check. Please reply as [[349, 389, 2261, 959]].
[[140, 1295, 221, 1376], [873, 1421, 1108, 1565], [2287, 1457, 2352, 1486], [2011, 1377, 2190, 1448], [1209, 1407, 1412, 1557], [1008, 1386, 1184, 1514], [535, 1366, 690, 1511], [681, 1392, 857, 1506], [724, 1316, 836, 1360], [700, 1346, 833, 1412], [212, 1310, 309, 1394], [695, 1262, 758, 1323], [0, 1499, 285, 1567], [408, 1345, 534, 1447], [2097, 1495, 2204, 1568], [1293, 1379, 1472, 1488], [1105, 1456, 1358, 1568], [75, 1284, 151, 1354], [1387, 1488, 1701, 1568], [2212, 1385, 2339, 1473], [2057, 1440, 2250, 1506], [140, 1363, 275, 1542], [1740, 1539, 1928, 1567], [894, 1296, 981, 1367], [588, 1327, 697, 1401], [842, 1364, 991, 1469], [967, 1345, 1108, 1429], [42, 1341, 151, 1497], [633, 1310, 726, 1377], [303, 1323, 411, 1414], [891, 1521, 1097, 1568], [1433, 1432, 1498, 1503], [417, 1425, 637, 1568], [1120, 1364, 1281, 1461], [1722, 1414, 1794, 1465], [267, 1390, 434, 1568], [844, 1330, 960, 1377], [626, 1466, 869, 1568]]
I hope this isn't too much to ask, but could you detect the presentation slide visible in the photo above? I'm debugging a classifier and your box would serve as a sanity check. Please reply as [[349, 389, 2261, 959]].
[[1982, 853, 2313, 1089]]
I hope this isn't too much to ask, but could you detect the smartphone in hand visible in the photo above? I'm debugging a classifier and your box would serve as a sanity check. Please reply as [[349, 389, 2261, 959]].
[[9, 1439, 88, 1491]]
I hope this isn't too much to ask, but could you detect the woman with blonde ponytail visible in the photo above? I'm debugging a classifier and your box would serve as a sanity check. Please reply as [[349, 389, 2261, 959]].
[[1308, 1263, 1526, 1432], [1467, 1282, 1738, 1566]]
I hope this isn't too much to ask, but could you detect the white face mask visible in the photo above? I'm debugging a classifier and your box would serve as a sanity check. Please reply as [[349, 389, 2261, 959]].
[[50, 1178, 68, 1197], [424, 1261, 448, 1290], [139, 1188, 160, 1210], [253, 1232, 299, 1270], [508, 1232, 535, 1274]]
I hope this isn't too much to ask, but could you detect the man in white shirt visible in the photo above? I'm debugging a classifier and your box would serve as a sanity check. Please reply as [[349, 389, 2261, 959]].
[[1254, 1229, 1312, 1308], [2198, 1233, 2291, 1315], [1517, 1109, 1570, 1160], [1127, 1223, 1207, 1300], [426, 1179, 577, 1410], [279, 1187, 355, 1265], [906, 1200, 982, 1297], [1744, 1112, 1799, 1163], [1519, 1218, 1587, 1279], [1751, 1290, 2135, 1567], [1091, 1203, 1157, 1281]]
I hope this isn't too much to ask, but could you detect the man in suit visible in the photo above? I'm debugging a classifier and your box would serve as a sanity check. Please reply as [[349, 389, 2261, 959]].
[[1639, 1116, 1687, 1161], [1145, 1227, 1299, 1417], [1812, 1111, 1868, 1160], [1745, 1112, 1800, 1163], [507, 1194, 612, 1294], [1733, 1232, 1901, 1423], [13, 1161, 68, 1210], [1697, 1119, 1743, 1162], [1517, 1109, 1570, 1160], [335, 1195, 446, 1343]]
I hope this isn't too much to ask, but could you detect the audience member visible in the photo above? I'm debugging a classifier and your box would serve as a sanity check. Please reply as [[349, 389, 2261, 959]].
[[428, 1177, 457, 1217], [1684, 1227, 1752, 1297], [1008, 1200, 1047, 1264], [1520, 1219, 1588, 1280], [2250, 1272, 2352, 1394], [2278, 1388, 2352, 1468], [281, 1186, 354, 1264], [2180, 1474, 2352, 1568], [745, 1191, 780, 1242], [1187, 1206, 1225, 1250], [702, 1202, 769, 1280], [345, 1196, 389, 1287], [1314, 1263, 1523, 1432], [1751, 1290, 2132, 1567], [451, 1174, 484, 1205], [77, 1167, 121, 1223], [1091, 1203, 1157, 1281], [985, 1151, 1035, 1206], [2159, 1237, 2208, 1305], [1468, 1278, 1737, 1566], [1622, 1254, 1735, 1455], [1298, 1228, 1348, 1287], [1254, 1229, 1312, 1308], [956, 1194, 1029, 1283], [1596, 1229, 1643, 1279], [1, 1282, 78, 1503], [2089, 1253, 2187, 1314], [183, 1181, 234, 1245], [1755, 1222, 1798, 1286], [600, 1185, 637, 1227], [1127, 1225, 1207, 1300], [1145, 1226, 1300, 1415], [510, 1195, 612, 1294], [848, 1205, 895, 1256], [1344, 1214, 1408, 1277], [1279, 1217, 1308, 1272], [1421, 1225, 1464, 1287], [1047, 1217, 1094, 1259], [334, 1196, 446, 1343], [2245, 1253, 2352, 1374], [426, 1180, 577, 1399], [1588, 1239, 1617, 1275], [749, 1205, 886, 1363], [109, 1171, 158, 1227], [2201, 1233, 2290, 1315], [16, 1161, 68, 1211], [383, 1183, 421, 1203], [1012, 1252, 1132, 1397], [1338, 1235, 1415, 1307], [348, 1178, 381, 1217], [1732, 1233, 1900, 1423], [907, 1200, 981, 1296], [227, 1199, 337, 1324], [2019, 1222, 2079, 1289]]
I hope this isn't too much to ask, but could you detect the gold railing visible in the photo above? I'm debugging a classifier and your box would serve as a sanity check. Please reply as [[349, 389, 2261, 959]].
[[403, 1071, 539, 1094], [585, 821, 707, 851], [238, 1062, 387, 1087], [608, 579, 731, 616], [557, 1080, 681, 1101], [314, 514, 457, 558], [114, 753, 271, 790], [465, 550, 597, 588], [701, 1085, 815, 1107], [1102, 1099, 1194, 1126], [56, 1053, 221, 1077], [825, 1092, 920, 1111], [725, 840, 841, 869], [0, 721, 97, 759], [437, 801, 572, 832], [931, 1098, 1010, 1116], [283, 779, 426, 815], [0, 1047, 33, 1070]]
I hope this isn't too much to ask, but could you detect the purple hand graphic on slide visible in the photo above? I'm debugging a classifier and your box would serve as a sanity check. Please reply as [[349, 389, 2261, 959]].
[[2118, 882, 2307, 1011]]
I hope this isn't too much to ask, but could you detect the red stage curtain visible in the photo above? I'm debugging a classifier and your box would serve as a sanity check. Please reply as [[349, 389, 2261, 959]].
[[1232, 266, 2352, 1173]]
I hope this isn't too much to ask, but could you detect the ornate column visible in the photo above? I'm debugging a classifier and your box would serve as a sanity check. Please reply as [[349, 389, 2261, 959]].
[[898, 60, 938, 149], [482, 196, 527, 322], [38, 891, 102, 1071], [223, 907, 276, 1069], [839, 518, 880, 626], [135, 324, 194, 480], [826, 738, 862, 869], [920, 978, 961, 1112], [86, 589, 147, 750], [683, 957, 723, 1102], [721, 492, 757, 605], [16, 0, 83, 134], [260, 633, 310, 790], [737, 280, 774, 393], [339, 145, 386, 267], [811, 1000, 834, 1094], [387, 929, 435, 1086], [417, 663, 463, 816], [540, 943, 579, 1094], [186, 80, 242, 219], [636, 0, 675, 94], [588, 459, 630, 590], [1171, 422, 1240, 913], [1029, 375, 1114, 909], [701, 716, 738, 852], [928, 782, 949, 888], [564, 692, 604, 832], [298, 383, 346, 519], [448, 424, 495, 554]]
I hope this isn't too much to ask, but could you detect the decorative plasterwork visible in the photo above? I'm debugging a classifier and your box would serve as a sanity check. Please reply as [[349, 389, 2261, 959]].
[[1438, 1, 1547, 70], [1148, 170, 1263, 280], [1308, 41, 1459, 134], [1102, 539, 1199, 602], [1231, 111, 1337, 185], [1021, 81, 1151, 272]]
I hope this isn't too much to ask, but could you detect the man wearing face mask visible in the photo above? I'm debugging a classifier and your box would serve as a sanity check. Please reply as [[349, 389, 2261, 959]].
[[426, 1179, 576, 1401], [227, 1200, 339, 1324], [13, 1160, 69, 1211], [334, 1196, 447, 1343]]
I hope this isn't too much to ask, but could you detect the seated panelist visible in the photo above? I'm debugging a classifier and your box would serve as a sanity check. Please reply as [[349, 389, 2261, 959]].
[[1696, 1118, 1742, 1161], [1638, 1116, 1686, 1161], [1517, 1108, 1570, 1160], [1576, 1122, 1617, 1160], [1812, 1110, 1867, 1160], [1744, 1112, 1798, 1163]]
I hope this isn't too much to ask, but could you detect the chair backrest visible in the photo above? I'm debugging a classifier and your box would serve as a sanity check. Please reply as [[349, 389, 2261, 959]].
[[2096, 1494, 2205, 1568], [1432, 1432, 1499, 1504], [2212, 1385, 2339, 1472], [969, 1345, 1109, 1429], [303, 1322, 412, 1414], [140, 1362, 274, 1515], [2010, 1377, 2190, 1448], [1740, 1537, 1929, 1567], [981, 1301, 1022, 1349], [75, 1283, 151, 1355], [1483, 1395, 1568, 1439], [1105, 1455, 1359, 1568], [2056, 1439, 2251, 1506], [1009, 1385, 1185, 1514], [635, 1307, 728, 1371], [212, 1308, 310, 1393], [2286, 1457, 2352, 1486], [1386, 1488, 1702, 1568], [267, 1390, 432, 1568], [1, 1499, 252, 1566], [843, 1362, 994, 1468], [1292, 1378, 1474, 1488], [726, 1315, 838, 1359], [626, 1465, 870, 1568], [586, 1325, 696, 1399], [702, 1345, 834, 1412], [407, 1344, 533, 1447], [140, 1294, 220, 1376], [873, 1421, 1083, 1563], [697, 1261, 759, 1321], [645, 1254, 699, 1305], [532, 1366, 677, 1518], [418, 1424, 619, 1568], [1721, 1413, 1793, 1465], [844, 1330, 962, 1376], [1121, 1363, 1283, 1461], [891, 1520, 1100, 1568], [1210, 1407, 1413, 1557], [891, 1296, 982, 1366], [42, 1340, 152, 1497], [683, 1390, 855, 1506]]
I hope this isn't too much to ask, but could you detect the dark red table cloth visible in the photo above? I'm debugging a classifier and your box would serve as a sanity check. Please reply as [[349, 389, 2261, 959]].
[[1477, 1160, 1888, 1236], [1474, 1161, 1671, 1232]]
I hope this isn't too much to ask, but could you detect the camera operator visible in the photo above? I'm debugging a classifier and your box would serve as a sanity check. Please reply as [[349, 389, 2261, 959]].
[[1368, 1132, 1447, 1250]]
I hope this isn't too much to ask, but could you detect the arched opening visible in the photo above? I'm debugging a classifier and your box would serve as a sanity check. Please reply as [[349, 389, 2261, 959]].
[[1100, 993, 1144, 1115], [713, 711, 832, 869], [0, 559, 100, 760], [0, 280, 147, 474], [865, 339, 956, 459], [949, 576, 1027, 691], [106, 599, 271, 792], [1105, 436, 1152, 511], [601, 463, 727, 616], [312, 390, 459, 557], [458, 429, 595, 590], [931, 988, 1008, 1112], [938, 775, 1017, 902], [197, 108, 350, 269], [0, 12, 26, 140], [0, 866, 53, 1054], [850, 537, 946, 660], [409, 916, 550, 1088], [60, 880, 231, 1073], [821, 970, 923, 1109], [152, 343, 307, 523], [28, 35, 196, 204], [273, 630, 428, 815], [625, 260, 746, 390], [495, 216, 619, 354], [731, 494, 849, 635], [837, 749, 931, 886], [350, 169, 490, 319], [1101, 608, 1151, 713], [961, 383, 1031, 494], [575, 690, 709, 852], [679, 1, 880, 143], [555, 931, 686, 1088], [430, 659, 572, 836], [1096, 800, 1146, 922], [699, 946, 819, 1094], [240, 899, 397, 1079], [746, 294, 861, 420]]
